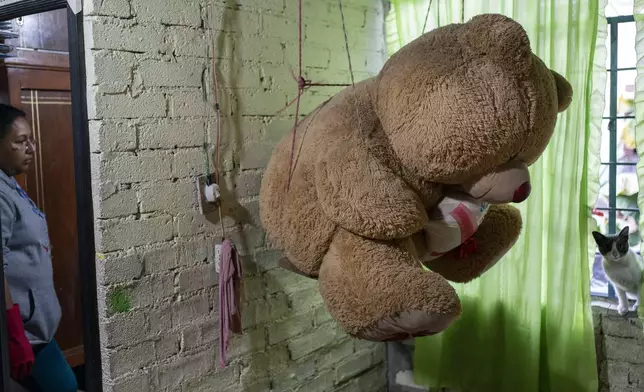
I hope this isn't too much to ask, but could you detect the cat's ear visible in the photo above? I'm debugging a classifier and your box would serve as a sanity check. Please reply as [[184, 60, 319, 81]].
[[592, 231, 605, 244], [619, 226, 630, 237]]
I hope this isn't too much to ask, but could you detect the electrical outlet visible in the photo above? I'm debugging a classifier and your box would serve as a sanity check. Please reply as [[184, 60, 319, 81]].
[[215, 243, 222, 273], [196, 175, 219, 215]]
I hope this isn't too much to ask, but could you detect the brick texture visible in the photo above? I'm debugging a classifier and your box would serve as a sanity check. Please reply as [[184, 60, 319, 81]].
[[594, 307, 644, 392], [84, 0, 387, 390]]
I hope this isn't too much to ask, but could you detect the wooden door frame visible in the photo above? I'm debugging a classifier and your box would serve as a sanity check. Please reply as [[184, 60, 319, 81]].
[[0, 4, 103, 392], [68, 8, 103, 392]]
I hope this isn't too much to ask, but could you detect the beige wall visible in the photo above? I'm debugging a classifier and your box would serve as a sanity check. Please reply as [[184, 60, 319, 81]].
[[82, 0, 388, 390]]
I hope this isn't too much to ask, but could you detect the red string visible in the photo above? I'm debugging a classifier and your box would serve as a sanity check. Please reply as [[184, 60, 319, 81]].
[[276, 77, 349, 116], [285, 0, 352, 190], [298, 0, 303, 87], [458, 237, 479, 259], [284, 0, 305, 189]]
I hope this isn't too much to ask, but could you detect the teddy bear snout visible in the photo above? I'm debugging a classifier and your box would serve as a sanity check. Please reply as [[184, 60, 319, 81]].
[[459, 160, 530, 204], [512, 181, 531, 203]]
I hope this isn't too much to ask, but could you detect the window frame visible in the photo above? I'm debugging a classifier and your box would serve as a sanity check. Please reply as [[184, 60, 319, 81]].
[[594, 14, 637, 299]]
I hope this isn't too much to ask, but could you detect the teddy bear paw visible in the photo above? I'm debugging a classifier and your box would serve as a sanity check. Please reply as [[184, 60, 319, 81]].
[[354, 309, 459, 342]]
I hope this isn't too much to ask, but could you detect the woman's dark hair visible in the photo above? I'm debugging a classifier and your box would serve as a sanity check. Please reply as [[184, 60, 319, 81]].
[[0, 103, 25, 140]]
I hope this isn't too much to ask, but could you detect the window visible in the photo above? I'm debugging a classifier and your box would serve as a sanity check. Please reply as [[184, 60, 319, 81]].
[[591, 15, 639, 297]]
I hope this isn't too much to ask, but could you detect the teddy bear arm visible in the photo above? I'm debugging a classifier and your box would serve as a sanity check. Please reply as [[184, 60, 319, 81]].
[[318, 228, 461, 341], [315, 138, 428, 240], [421, 204, 522, 283]]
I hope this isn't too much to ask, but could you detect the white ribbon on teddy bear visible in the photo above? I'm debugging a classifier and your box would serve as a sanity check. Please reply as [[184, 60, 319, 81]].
[[423, 193, 489, 261]]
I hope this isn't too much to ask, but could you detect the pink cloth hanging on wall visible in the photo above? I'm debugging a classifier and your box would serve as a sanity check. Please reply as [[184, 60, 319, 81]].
[[218, 238, 243, 368]]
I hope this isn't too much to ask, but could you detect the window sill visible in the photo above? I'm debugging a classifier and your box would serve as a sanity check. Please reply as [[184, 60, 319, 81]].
[[592, 297, 641, 320]]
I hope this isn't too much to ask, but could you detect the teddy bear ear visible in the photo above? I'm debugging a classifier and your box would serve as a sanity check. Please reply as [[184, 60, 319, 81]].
[[551, 70, 573, 112], [461, 14, 532, 69]]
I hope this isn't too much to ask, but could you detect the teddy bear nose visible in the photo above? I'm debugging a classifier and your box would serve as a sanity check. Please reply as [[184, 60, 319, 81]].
[[513, 182, 531, 203]]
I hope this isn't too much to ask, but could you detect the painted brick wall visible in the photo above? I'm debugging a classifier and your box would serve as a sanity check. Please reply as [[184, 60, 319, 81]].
[[594, 308, 644, 392], [82, 0, 388, 391]]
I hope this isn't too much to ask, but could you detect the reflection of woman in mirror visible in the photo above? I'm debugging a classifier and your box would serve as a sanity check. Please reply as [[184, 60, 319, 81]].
[[0, 104, 77, 391]]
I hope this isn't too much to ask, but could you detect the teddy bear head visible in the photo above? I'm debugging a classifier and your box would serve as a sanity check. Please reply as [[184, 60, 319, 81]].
[[373, 14, 573, 204]]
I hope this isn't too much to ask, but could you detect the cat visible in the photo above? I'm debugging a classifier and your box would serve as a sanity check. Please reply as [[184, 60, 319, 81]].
[[592, 226, 643, 315]]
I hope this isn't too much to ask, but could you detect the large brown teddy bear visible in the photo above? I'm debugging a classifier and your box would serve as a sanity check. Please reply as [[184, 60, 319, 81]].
[[259, 14, 573, 341]]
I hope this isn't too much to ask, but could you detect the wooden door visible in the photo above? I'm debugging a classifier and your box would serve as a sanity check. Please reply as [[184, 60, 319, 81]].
[[3, 65, 84, 368]]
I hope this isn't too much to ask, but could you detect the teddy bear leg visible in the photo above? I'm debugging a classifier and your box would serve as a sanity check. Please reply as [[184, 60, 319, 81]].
[[318, 228, 462, 342], [422, 204, 522, 283], [278, 257, 318, 280]]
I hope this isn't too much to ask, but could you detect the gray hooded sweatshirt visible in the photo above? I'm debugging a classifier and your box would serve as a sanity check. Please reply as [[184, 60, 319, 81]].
[[0, 170, 61, 345]]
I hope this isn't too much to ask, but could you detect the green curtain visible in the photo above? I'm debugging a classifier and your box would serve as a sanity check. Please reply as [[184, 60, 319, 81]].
[[386, 1, 605, 391], [635, 1, 644, 323]]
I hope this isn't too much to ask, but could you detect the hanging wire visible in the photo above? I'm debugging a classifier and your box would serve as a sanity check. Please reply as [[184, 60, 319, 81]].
[[202, 140, 211, 185], [200, 4, 216, 188], [422, 0, 434, 34], [209, 5, 222, 187], [208, 1, 226, 239], [200, 4, 214, 188]]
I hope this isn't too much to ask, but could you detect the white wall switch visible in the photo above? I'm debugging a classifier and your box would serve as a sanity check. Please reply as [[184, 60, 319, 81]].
[[215, 243, 222, 273], [195, 175, 219, 215]]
